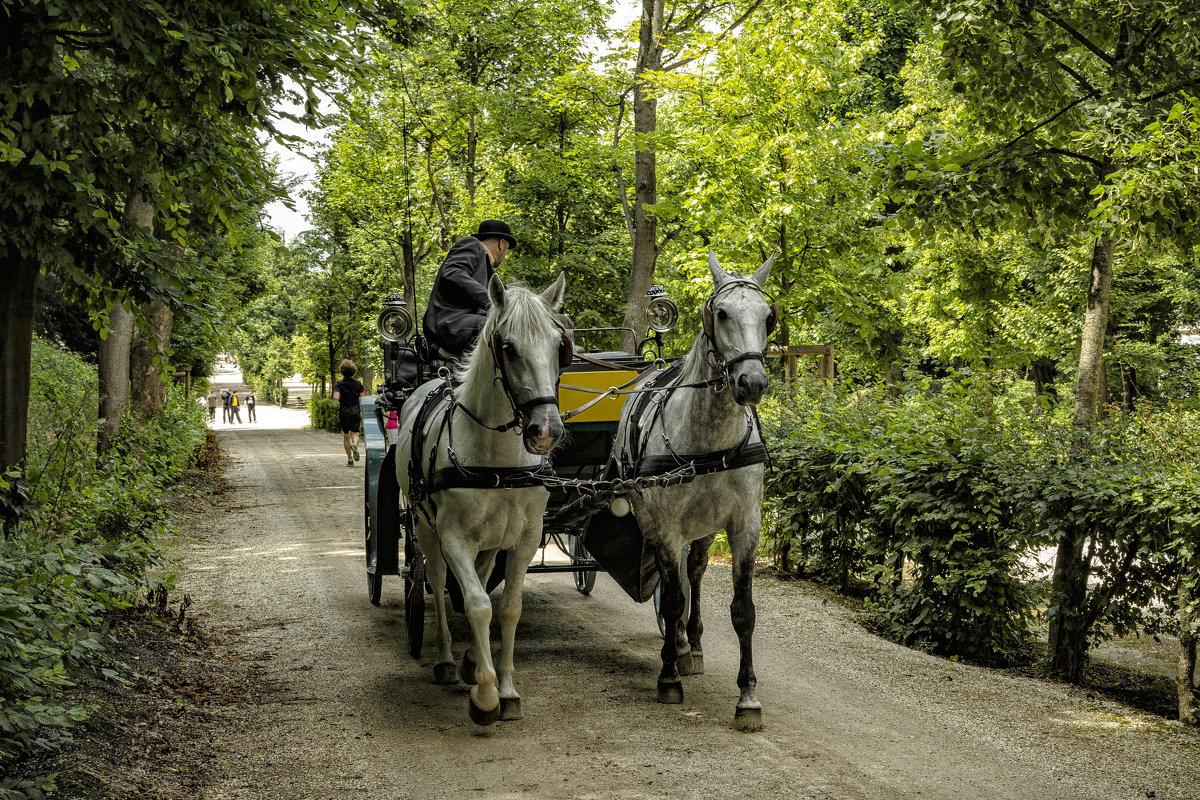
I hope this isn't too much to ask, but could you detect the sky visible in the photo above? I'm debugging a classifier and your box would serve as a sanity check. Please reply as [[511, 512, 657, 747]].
[[261, 1, 640, 242]]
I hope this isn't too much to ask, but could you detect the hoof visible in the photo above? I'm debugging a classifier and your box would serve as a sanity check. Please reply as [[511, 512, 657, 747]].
[[433, 662, 460, 685], [733, 705, 763, 732], [468, 697, 500, 726], [675, 650, 694, 676], [460, 650, 477, 685], [499, 696, 523, 721], [657, 680, 684, 704], [690, 651, 705, 674]]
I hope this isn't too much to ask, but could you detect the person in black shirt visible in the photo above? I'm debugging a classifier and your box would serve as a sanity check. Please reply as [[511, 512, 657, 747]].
[[333, 359, 364, 466]]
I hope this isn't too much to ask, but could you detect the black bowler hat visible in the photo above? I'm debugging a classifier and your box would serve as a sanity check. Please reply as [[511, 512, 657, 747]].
[[473, 219, 517, 249]]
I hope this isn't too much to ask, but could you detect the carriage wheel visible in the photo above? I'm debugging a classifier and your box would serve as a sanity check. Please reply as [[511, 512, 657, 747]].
[[569, 534, 596, 595], [404, 555, 425, 658], [364, 465, 382, 606]]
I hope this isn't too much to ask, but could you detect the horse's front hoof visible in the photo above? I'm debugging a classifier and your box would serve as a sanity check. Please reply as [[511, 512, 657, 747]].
[[433, 662, 460, 685], [468, 697, 500, 726], [657, 680, 684, 704], [460, 650, 477, 685], [675, 650, 694, 676], [733, 705, 763, 732], [689, 651, 705, 674], [499, 697, 523, 721]]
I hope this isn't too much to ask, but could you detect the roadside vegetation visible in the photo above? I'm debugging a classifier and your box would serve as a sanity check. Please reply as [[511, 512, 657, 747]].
[[0, 340, 208, 799]]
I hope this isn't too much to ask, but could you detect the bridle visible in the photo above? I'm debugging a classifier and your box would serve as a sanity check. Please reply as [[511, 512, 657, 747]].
[[700, 279, 778, 385], [454, 324, 572, 433]]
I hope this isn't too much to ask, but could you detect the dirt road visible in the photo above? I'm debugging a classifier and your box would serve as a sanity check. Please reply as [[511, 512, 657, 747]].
[[176, 418, 1199, 800]]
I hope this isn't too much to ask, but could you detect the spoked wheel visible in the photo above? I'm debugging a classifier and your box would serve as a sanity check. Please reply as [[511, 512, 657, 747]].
[[364, 464, 382, 606], [653, 544, 691, 639], [569, 534, 596, 595], [404, 556, 425, 658], [402, 511, 424, 658]]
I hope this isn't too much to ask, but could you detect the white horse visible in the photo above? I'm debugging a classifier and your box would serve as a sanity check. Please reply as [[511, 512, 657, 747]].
[[395, 273, 569, 725], [614, 250, 776, 731]]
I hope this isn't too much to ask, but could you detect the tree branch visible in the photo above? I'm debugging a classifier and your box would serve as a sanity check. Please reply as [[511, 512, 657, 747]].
[[1030, 147, 1105, 169], [1034, 6, 1115, 67], [661, 0, 766, 71], [1053, 58, 1099, 97]]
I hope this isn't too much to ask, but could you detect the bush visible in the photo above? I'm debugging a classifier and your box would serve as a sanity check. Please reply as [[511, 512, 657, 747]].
[[764, 374, 1200, 677], [0, 340, 209, 794], [309, 396, 340, 433]]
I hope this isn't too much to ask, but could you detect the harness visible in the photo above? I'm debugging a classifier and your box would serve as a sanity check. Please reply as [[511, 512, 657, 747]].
[[610, 278, 777, 483], [406, 331, 564, 529]]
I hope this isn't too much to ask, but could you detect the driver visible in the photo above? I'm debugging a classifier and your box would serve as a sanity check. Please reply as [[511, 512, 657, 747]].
[[422, 219, 516, 358]]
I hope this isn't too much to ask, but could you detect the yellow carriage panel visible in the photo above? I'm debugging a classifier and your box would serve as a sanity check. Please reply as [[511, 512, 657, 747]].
[[559, 368, 640, 423]]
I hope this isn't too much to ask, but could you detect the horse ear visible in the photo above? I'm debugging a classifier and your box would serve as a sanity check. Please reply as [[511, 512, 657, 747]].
[[708, 248, 731, 286], [540, 272, 566, 312], [488, 273, 507, 309], [753, 251, 778, 288]]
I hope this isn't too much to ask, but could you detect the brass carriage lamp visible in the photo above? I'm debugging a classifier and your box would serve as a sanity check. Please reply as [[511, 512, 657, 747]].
[[377, 293, 414, 343], [646, 285, 679, 333]]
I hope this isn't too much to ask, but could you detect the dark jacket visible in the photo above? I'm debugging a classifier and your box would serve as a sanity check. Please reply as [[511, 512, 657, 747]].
[[422, 236, 494, 357]]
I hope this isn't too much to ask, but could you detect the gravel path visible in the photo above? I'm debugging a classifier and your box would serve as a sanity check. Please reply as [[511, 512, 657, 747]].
[[174, 411, 1199, 800]]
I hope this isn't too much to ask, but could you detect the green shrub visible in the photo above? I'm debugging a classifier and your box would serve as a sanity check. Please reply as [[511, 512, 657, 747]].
[[764, 374, 1200, 674], [309, 396, 340, 433], [0, 340, 208, 793]]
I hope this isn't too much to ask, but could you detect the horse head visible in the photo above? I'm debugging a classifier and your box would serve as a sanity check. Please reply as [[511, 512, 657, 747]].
[[703, 249, 777, 406], [484, 272, 568, 455]]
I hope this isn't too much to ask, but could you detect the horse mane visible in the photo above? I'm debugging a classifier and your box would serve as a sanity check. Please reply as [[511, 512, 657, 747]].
[[454, 283, 557, 389]]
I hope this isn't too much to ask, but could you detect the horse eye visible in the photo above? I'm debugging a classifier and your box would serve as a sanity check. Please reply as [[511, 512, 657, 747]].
[[716, 308, 728, 321], [502, 341, 518, 358]]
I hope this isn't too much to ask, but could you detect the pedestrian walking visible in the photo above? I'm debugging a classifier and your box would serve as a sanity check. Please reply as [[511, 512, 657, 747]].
[[206, 390, 218, 423], [229, 390, 243, 423], [221, 388, 231, 423], [332, 360, 363, 466], [246, 390, 257, 423]]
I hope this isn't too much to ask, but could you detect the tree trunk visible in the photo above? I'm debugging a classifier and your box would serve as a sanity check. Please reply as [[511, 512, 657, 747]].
[[1047, 233, 1116, 683], [1, 10, 47, 469], [619, 0, 665, 354], [1, 259, 40, 469], [1180, 580, 1198, 726], [130, 296, 173, 421], [98, 302, 135, 452]]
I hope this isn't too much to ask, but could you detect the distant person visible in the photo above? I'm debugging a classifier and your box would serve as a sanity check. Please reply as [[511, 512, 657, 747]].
[[332, 359, 364, 466], [206, 390, 219, 422], [229, 390, 243, 424], [422, 219, 515, 359], [246, 390, 257, 423], [221, 388, 231, 423]]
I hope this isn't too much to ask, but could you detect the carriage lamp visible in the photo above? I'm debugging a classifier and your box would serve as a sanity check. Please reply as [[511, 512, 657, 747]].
[[645, 286, 679, 333], [377, 293, 414, 342]]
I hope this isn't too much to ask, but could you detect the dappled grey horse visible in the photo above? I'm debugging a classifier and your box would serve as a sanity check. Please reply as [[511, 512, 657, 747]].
[[395, 273, 569, 725], [614, 250, 776, 730]]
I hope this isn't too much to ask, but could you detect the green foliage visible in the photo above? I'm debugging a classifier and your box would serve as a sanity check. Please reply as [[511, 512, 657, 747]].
[[764, 374, 1200, 667], [0, 341, 207, 792], [308, 396, 342, 433]]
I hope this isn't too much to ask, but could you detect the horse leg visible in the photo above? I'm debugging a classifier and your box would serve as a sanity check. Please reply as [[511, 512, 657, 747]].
[[440, 538, 500, 725], [495, 537, 539, 721], [728, 517, 763, 731], [460, 550, 498, 686], [684, 533, 717, 675], [653, 539, 686, 704], [419, 527, 459, 685]]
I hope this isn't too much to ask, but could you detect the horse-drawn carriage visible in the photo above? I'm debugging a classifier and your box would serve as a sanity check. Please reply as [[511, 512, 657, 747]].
[[361, 253, 777, 729], [362, 288, 678, 643]]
